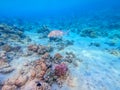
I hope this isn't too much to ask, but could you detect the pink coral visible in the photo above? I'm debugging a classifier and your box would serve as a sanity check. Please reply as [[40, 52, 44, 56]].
[[55, 63, 68, 77]]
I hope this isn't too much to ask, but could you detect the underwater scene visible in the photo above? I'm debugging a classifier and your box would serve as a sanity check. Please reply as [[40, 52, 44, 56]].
[[0, 0, 120, 90]]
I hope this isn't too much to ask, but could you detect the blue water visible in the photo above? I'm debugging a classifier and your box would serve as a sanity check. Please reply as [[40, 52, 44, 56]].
[[0, 0, 119, 18], [0, 0, 120, 90]]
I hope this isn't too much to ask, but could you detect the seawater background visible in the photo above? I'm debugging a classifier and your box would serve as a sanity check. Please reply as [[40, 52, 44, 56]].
[[0, 0, 120, 90], [0, 0, 120, 18]]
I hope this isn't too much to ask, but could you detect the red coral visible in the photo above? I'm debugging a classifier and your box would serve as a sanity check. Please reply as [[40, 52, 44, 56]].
[[55, 63, 68, 77]]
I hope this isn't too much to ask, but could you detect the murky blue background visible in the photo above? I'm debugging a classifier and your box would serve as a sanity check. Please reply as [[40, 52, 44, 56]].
[[0, 0, 119, 18]]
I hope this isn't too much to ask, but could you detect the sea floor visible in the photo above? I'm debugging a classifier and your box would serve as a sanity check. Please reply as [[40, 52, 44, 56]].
[[0, 13, 120, 90]]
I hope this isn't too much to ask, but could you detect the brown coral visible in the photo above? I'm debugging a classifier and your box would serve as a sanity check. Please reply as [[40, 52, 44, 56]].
[[32, 59, 48, 80], [15, 75, 28, 87], [54, 53, 62, 60], [28, 44, 52, 55]]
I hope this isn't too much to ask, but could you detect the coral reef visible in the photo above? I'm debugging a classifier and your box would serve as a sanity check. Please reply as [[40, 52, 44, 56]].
[[0, 24, 23, 36], [80, 28, 99, 38], [28, 44, 39, 52], [41, 52, 51, 60], [2, 84, 17, 90], [1, 58, 49, 90], [0, 13, 120, 90], [0, 51, 14, 74], [23, 79, 51, 90], [0, 66, 14, 74], [50, 40, 74, 51], [64, 52, 76, 63], [0, 24, 24, 39], [1, 51, 70, 90], [54, 63, 68, 77], [37, 25, 50, 38], [2, 45, 12, 52], [107, 49, 120, 57], [28, 44, 53, 55], [15, 75, 28, 87], [54, 53, 63, 61], [0, 23, 31, 45]]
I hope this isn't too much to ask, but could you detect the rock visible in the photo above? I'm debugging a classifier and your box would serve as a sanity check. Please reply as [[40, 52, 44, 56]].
[[108, 49, 120, 57], [65, 40, 74, 46], [54, 53, 62, 61], [0, 67, 14, 74], [22, 79, 51, 90], [66, 52, 76, 58], [41, 81, 51, 90], [64, 52, 76, 63], [15, 75, 28, 87], [0, 63, 10, 69], [28, 44, 52, 55], [0, 59, 14, 74], [67, 76, 78, 87], [41, 53, 51, 60], [5, 78, 17, 86], [37, 45, 48, 54], [30, 70, 36, 80], [0, 51, 6, 58], [80, 28, 99, 38], [0, 24, 27, 45], [12, 46, 21, 52], [28, 44, 38, 52], [43, 69, 56, 85], [0, 59, 8, 67], [0, 24, 24, 37], [37, 25, 50, 38], [33, 59, 48, 80], [2, 45, 12, 52], [40, 61, 47, 71], [37, 25, 50, 33], [38, 71, 46, 79], [2, 85, 17, 90]]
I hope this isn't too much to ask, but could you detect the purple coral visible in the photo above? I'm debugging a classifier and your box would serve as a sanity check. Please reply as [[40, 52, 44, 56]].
[[54, 63, 68, 77]]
